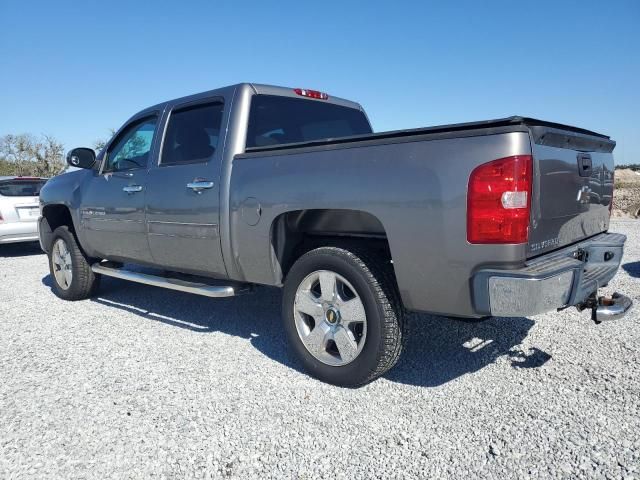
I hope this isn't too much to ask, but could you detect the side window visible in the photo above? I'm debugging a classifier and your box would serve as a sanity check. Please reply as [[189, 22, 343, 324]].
[[161, 102, 224, 165], [104, 116, 157, 173]]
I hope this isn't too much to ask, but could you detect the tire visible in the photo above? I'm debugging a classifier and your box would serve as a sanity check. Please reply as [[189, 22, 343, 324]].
[[282, 246, 405, 387], [48, 226, 100, 300]]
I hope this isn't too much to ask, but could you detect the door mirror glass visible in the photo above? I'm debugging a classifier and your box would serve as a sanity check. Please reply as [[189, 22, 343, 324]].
[[67, 148, 96, 169]]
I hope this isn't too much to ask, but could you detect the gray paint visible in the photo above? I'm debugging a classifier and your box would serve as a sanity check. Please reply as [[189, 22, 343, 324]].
[[144, 94, 227, 275], [528, 143, 614, 256], [230, 131, 532, 315], [39, 83, 621, 318]]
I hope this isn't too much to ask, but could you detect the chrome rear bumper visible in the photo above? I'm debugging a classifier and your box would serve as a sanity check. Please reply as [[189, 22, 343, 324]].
[[472, 232, 631, 319]]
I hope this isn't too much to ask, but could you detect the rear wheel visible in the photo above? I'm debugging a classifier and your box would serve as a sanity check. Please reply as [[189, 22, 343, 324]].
[[282, 246, 405, 387], [48, 226, 100, 300]]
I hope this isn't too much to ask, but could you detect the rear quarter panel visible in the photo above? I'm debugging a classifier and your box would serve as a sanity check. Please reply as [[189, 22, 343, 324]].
[[229, 131, 532, 317]]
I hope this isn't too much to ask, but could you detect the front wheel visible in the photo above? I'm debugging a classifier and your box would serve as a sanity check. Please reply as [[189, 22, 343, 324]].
[[282, 246, 405, 387], [48, 226, 100, 301]]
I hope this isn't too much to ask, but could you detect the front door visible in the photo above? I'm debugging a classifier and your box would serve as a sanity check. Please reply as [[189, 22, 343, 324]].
[[145, 99, 226, 276], [80, 115, 158, 263]]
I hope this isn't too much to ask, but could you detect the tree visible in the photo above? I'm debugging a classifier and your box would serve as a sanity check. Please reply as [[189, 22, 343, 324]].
[[0, 133, 66, 177], [0, 158, 13, 176], [93, 128, 116, 154], [616, 163, 640, 171]]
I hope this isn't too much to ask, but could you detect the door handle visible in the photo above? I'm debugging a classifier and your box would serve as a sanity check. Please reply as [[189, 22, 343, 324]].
[[187, 180, 214, 194], [123, 185, 143, 194], [577, 153, 592, 177]]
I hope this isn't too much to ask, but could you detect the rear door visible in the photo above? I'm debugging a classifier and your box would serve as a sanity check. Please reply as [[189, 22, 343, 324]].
[[528, 125, 615, 256], [144, 98, 227, 276]]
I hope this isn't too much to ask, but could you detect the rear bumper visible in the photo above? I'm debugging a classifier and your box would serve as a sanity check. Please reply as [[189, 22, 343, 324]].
[[0, 221, 39, 244], [472, 232, 630, 317]]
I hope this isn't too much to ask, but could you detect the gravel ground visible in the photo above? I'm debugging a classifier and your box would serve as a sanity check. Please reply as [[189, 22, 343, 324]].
[[1, 219, 639, 479], [613, 169, 640, 218]]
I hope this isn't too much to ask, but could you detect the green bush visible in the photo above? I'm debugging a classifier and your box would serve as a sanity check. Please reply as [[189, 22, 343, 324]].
[[0, 134, 65, 177]]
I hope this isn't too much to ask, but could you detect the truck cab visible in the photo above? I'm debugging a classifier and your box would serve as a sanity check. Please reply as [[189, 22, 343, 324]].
[[40, 84, 371, 278]]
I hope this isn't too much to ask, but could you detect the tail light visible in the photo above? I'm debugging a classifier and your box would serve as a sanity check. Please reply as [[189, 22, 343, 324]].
[[467, 155, 533, 244], [293, 88, 329, 100]]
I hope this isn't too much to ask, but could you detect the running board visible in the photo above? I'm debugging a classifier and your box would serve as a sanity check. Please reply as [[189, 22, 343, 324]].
[[91, 264, 243, 298]]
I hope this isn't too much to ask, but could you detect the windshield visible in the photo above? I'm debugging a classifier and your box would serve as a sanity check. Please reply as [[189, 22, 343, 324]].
[[246, 95, 372, 148], [0, 179, 47, 197]]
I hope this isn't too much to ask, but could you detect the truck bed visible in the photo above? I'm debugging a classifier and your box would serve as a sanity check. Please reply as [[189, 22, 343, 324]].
[[244, 116, 614, 154], [234, 116, 616, 316], [241, 115, 616, 258]]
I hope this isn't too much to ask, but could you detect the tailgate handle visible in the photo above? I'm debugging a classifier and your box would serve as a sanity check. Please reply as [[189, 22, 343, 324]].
[[577, 153, 592, 177]]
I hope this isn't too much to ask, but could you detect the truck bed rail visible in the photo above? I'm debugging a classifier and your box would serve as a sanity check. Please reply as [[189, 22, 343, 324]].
[[242, 116, 614, 155]]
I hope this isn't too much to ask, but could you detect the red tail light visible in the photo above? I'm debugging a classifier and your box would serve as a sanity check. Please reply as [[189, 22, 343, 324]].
[[293, 88, 329, 100], [467, 155, 533, 244]]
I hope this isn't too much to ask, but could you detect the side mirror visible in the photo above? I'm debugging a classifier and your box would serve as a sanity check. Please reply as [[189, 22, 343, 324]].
[[67, 147, 96, 169]]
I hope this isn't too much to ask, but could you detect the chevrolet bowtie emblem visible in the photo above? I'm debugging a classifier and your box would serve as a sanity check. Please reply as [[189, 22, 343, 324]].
[[576, 185, 591, 204]]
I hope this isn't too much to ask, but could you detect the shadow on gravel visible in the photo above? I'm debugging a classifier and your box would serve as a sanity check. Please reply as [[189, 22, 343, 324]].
[[622, 261, 640, 278], [384, 314, 540, 386], [44, 274, 301, 371], [42, 274, 547, 387], [508, 347, 552, 369], [0, 242, 43, 258]]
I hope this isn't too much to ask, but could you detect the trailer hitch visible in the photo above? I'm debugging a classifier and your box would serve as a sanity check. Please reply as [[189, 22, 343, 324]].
[[577, 292, 633, 324]]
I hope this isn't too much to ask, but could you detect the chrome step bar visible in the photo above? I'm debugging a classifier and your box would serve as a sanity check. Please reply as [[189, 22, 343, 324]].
[[91, 264, 240, 298]]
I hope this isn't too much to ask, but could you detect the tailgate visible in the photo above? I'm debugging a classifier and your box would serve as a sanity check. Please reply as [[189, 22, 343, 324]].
[[527, 124, 615, 257]]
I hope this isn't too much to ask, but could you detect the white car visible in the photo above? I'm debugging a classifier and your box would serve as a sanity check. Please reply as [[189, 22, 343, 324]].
[[0, 176, 47, 244]]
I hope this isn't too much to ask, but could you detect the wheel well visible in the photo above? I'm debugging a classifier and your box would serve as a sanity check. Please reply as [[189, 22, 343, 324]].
[[271, 209, 392, 281], [42, 204, 74, 233], [40, 204, 75, 252]]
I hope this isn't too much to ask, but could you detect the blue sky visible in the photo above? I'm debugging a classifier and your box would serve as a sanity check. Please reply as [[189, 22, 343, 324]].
[[1, 0, 639, 164]]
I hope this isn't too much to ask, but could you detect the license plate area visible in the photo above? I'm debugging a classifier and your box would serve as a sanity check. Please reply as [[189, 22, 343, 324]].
[[16, 206, 40, 221]]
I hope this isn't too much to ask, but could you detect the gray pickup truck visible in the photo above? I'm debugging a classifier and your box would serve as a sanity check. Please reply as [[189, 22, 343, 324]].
[[38, 83, 632, 386]]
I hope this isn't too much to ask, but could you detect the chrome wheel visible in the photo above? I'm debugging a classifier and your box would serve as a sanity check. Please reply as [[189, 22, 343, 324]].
[[293, 270, 367, 366], [52, 238, 73, 290]]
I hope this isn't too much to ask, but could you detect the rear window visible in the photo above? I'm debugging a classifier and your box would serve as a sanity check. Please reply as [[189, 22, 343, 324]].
[[246, 95, 372, 148], [0, 179, 46, 197]]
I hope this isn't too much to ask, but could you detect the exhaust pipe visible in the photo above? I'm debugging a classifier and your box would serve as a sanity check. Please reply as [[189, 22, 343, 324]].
[[591, 293, 633, 323]]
